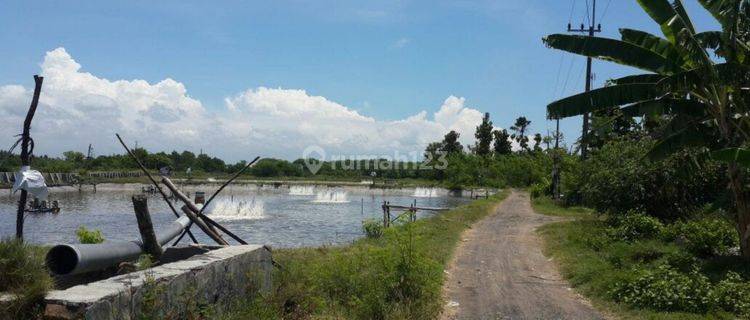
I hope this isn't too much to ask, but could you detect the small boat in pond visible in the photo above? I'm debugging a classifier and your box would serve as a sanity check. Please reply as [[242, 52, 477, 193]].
[[26, 207, 61, 214], [25, 198, 61, 214]]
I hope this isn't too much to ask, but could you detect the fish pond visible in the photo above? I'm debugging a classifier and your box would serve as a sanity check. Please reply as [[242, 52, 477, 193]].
[[0, 184, 470, 248]]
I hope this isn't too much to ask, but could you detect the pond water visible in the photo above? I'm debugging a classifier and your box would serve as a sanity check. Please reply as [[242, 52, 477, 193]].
[[0, 184, 470, 248]]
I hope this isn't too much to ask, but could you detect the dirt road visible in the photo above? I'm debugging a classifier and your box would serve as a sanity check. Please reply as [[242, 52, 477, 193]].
[[441, 191, 602, 320]]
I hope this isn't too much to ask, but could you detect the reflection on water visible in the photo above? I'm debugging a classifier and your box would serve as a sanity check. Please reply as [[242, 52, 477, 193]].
[[0, 184, 469, 248]]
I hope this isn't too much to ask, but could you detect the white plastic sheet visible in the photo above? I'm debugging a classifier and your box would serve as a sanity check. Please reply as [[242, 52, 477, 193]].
[[12, 166, 48, 200]]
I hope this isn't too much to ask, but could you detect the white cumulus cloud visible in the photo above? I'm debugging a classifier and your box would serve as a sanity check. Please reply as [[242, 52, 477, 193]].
[[0, 48, 488, 161]]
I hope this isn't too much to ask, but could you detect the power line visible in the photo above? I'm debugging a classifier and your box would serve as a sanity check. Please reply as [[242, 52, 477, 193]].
[[583, 0, 591, 26], [549, 52, 566, 101], [568, 0, 577, 23], [599, 0, 613, 25]]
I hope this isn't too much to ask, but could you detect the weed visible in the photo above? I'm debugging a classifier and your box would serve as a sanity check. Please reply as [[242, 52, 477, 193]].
[[76, 225, 105, 244]]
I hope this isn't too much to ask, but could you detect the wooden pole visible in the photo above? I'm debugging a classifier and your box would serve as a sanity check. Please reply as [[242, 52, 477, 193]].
[[181, 206, 228, 245], [382, 201, 388, 228], [387, 201, 391, 228], [15, 75, 43, 240], [172, 157, 259, 245], [132, 195, 163, 259], [115, 134, 198, 244], [161, 177, 228, 244]]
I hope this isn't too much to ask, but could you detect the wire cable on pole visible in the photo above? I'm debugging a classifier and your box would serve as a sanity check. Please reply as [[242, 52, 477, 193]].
[[599, 0, 613, 26]]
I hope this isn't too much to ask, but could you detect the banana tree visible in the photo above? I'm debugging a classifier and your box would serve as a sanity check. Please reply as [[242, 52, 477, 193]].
[[544, 0, 750, 257]]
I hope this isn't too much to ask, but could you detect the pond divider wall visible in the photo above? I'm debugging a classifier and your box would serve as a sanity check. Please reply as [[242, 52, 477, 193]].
[[43, 245, 272, 320]]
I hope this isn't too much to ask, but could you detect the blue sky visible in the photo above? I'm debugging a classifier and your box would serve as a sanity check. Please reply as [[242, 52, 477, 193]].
[[0, 1, 720, 160]]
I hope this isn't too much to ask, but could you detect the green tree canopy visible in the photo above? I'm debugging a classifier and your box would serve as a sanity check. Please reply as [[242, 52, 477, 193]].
[[473, 112, 494, 156]]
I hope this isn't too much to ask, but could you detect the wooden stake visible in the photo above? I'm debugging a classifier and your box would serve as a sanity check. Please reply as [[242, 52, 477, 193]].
[[181, 206, 228, 245], [172, 157, 259, 245], [15, 75, 43, 240], [161, 177, 228, 245], [132, 195, 163, 259]]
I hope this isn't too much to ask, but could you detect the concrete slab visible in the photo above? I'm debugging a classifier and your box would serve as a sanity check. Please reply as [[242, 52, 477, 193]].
[[44, 245, 272, 320]]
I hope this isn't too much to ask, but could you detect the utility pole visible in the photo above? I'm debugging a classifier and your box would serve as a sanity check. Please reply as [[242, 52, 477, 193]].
[[567, 0, 601, 159]]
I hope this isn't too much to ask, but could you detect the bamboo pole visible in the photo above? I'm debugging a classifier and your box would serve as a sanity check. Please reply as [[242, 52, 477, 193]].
[[132, 195, 163, 259], [115, 134, 198, 244], [172, 157, 260, 245], [161, 177, 227, 244], [180, 205, 227, 245], [15, 75, 43, 240]]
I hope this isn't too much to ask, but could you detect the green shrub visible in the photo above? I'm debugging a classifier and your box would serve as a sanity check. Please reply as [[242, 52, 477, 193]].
[[613, 267, 750, 316], [579, 138, 724, 220], [529, 178, 550, 199], [712, 272, 750, 317], [606, 211, 664, 242], [663, 218, 738, 257], [362, 219, 384, 239], [76, 226, 105, 244], [0, 239, 52, 318], [612, 265, 713, 313], [136, 254, 155, 270]]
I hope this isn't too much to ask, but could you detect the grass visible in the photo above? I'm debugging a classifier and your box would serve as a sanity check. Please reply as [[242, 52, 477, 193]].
[[530, 196, 594, 218], [0, 239, 53, 319], [222, 189, 510, 319], [532, 197, 745, 320]]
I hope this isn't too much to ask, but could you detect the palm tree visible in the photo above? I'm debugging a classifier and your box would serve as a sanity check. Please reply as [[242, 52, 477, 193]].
[[544, 0, 750, 257]]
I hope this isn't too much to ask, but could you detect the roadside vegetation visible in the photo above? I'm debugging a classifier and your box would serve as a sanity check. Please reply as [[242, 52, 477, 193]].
[[535, 198, 749, 319], [0, 239, 52, 319], [222, 190, 509, 319], [528, 1, 750, 318]]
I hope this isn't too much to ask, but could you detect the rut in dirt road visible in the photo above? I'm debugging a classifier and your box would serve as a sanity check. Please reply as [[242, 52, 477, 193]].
[[441, 191, 602, 320]]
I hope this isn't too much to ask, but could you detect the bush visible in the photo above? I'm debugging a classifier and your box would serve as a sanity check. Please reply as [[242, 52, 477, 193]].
[[579, 138, 724, 220], [613, 267, 750, 316], [712, 272, 750, 317], [76, 226, 105, 244], [612, 265, 713, 313], [663, 218, 738, 256], [362, 219, 384, 239], [606, 211, 664, 242], [529, 178, 550, 199], [0, 239, 52, 318]]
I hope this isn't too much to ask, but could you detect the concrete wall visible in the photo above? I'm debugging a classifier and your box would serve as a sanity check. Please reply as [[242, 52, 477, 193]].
[[44, 245, 272, 320]]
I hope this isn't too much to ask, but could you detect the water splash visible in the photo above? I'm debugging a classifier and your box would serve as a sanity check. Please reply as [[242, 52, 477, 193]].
[[413, 187, 440, 198], [207, 198, 265, 220], [289, 185, 315, 196], [312, 190, 349, 203]]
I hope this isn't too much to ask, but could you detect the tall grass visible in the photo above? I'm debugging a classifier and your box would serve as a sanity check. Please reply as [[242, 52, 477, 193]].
[[223, 190, 509, 319], [0, 239, 52, 318]]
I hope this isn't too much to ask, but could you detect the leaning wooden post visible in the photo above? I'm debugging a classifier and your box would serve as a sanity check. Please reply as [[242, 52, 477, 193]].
[[132, 195, 163, 260], [15, 75, 43, 240], [180, 206, 228, 245], [161, 177, 228, 245], [161, 177, 221, 232]]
